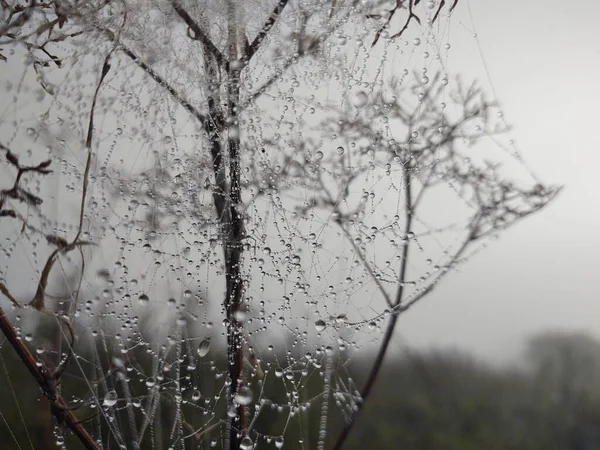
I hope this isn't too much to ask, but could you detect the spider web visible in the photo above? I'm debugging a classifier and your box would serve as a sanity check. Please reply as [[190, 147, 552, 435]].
[[0, 1, 554, 448]]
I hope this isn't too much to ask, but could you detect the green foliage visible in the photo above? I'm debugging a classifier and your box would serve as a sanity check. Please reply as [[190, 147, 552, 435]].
[[3, 330, 600, 449]]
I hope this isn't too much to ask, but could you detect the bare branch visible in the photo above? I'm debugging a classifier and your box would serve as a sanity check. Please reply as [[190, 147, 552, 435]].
[[245, 0, 291, 61], [0, 306, 100, 449], [170, 0, 229, 70], [102, 28, 206, 125]]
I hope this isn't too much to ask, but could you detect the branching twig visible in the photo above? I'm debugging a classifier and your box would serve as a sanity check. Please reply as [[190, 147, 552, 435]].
[[170, 0, 228, 70], [0, 306, 100, 450], [333, 156, 416, 449], [102, 27, 207, 125], [245, 0, 291, 61]]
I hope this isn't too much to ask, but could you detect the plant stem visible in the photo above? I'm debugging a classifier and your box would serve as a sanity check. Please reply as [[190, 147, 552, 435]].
[[333, 161, 414, 449], [0, 307, 100, 450]]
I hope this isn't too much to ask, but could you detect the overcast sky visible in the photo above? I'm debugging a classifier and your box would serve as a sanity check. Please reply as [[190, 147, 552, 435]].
[[395, 0, 600, 363], [1, 0, 598, 366]]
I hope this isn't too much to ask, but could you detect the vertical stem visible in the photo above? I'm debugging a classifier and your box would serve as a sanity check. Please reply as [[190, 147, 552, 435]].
[[333, 163, 414, 449], [225, 1, 246, 449]]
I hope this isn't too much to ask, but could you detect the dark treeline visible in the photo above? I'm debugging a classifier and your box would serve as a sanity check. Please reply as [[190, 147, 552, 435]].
[[2, 329, 600, 449]]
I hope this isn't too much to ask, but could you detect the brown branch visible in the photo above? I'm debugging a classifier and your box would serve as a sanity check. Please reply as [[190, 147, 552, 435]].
[[0, 306, 100, 450], [432, 0, 446, 24], [388, 0, 421, 42]]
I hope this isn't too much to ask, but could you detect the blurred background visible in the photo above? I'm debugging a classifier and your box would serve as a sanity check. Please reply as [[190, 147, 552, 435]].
[[396, 0, 600, 364], [1, 0, 599, 448]]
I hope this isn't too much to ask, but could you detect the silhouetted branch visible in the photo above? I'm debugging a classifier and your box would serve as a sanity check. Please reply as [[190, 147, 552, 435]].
[[170, 0, 228, 71], [245, 0, 291, 61], [0, 306, 100, 450]]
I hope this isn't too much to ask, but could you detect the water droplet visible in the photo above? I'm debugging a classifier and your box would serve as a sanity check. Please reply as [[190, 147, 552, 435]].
[[103, 390, 118, 407], [234, 386, 253, 406], [138, 294, 149, 305], [336, 314, 348, 324], [336, 146, 345, 155], [240, 436, 253, 450], [191, 389, 201, 401], [314, 150, 324, 160], [96, 269, 110, 282], [351, 91, 368, 108], [314, 320, 326, 332], [197, 338, 211, 357], [163, 136, 173, 144]]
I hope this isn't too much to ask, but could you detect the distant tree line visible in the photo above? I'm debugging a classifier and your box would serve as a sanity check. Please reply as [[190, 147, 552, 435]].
[[2, 329, 600, 449]]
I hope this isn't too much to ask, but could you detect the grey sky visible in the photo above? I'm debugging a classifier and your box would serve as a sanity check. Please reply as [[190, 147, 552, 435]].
[[1, 0, 597, 365], [396, 0, 600, 363]]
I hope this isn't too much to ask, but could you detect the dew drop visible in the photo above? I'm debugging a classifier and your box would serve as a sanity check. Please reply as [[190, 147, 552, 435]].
[[234, 386, 253, 406], [351, 91, 368, 108], [314, 319, 326, 332], [197, 338, 211, 357], [240, 436, 253, 450], [103, 390, 118, 407]]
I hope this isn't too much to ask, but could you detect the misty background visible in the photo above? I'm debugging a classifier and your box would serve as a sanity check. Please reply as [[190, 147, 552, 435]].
[[0, 0, 599, 448], [0, 0, 597, 365], [395, 0, 600, 363]]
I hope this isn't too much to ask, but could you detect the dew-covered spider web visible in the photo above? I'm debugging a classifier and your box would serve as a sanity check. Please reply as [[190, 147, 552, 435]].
[[0, 1, 556, 449]]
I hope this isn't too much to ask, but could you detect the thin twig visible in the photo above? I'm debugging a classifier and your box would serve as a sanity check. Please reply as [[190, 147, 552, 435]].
[[170, 0, 228, 70], [101, 27, 207, 125], [245, 0, 291, 61], [0, 306, 100, 450], [332, 158, 415, 449]]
